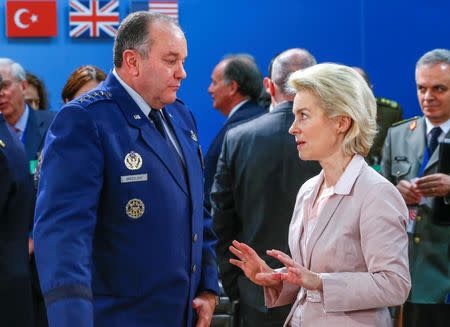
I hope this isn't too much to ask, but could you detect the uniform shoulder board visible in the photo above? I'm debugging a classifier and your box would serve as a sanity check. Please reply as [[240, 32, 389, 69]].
[[377, 97, 399, 109], [0, 139, 5, 148], [76, 90, 113, 106], [392, 116, 420, 127]]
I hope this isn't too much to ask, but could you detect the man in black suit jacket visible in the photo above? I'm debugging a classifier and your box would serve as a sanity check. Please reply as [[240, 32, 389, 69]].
[[211, 49, 320, 327], [0, 58, 54, 327], [0, 73, 34, 326], [204, 55, 266, 214]]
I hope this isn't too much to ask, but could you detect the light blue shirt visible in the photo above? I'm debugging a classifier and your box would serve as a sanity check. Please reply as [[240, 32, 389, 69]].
[[112, 69, 185, 164], [13, 105, 29, 142]]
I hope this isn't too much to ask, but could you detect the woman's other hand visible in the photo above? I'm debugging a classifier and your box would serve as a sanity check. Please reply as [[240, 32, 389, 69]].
[[267, 249, 322, 291]]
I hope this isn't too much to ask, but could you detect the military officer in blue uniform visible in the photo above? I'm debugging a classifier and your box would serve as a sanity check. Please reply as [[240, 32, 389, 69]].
[[33, 12, 219, 327]]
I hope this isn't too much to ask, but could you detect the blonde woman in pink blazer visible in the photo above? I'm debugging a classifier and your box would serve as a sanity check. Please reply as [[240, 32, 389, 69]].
[[229, 63, 411, 326]]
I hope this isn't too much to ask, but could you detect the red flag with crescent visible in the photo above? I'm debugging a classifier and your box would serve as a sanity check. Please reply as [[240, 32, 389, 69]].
[[6, 0, 57, 37]]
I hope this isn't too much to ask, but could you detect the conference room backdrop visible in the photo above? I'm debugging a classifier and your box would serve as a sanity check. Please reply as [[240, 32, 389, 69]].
[[0, 0, 448, 149]]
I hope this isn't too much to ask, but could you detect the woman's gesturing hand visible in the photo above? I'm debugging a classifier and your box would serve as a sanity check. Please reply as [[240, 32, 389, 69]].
[[229, 240, 282, 290], [267, 249, 322, 291]]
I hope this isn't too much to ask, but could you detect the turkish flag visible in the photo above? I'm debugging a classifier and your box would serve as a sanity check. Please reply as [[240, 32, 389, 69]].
[[6, 0, 57, 37]]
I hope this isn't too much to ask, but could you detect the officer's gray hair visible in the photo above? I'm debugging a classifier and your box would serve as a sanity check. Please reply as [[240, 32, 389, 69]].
[[271, 48, 316, 94], [113, 11, 180, 68], [0, 58, 26, 81], [289, 63, 377, 157], [416, 49, 450, 68]]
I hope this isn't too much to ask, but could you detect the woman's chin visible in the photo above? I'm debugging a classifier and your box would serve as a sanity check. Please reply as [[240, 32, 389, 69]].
[[298, 151, 310, 161]]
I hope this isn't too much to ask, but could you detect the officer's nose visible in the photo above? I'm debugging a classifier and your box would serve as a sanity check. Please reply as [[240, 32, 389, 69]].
[[176, 62, 186, 80], [423, 89, 434, 101]]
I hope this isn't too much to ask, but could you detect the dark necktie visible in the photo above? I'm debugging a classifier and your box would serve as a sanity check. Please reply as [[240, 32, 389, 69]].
[[148, 109, 166, 138], [148, 109, 186, 175], [429, 126, 442, 155]]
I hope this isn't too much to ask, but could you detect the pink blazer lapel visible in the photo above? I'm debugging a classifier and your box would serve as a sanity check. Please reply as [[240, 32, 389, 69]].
[[289, 176, 320, 268], [304, 194, 345, 269]]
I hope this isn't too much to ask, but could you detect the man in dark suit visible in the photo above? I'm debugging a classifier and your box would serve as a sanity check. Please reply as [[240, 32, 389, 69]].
[[204, 55, 267, 214], [0, 74, 34, 327], [381, 48, 450, 327], [211, 49, 321, 327], [33, 12, 219, 327], [0, 58, 54, 327]]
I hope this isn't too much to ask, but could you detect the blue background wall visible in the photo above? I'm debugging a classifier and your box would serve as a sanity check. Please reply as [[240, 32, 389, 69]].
[[0, 0, 449, 150]]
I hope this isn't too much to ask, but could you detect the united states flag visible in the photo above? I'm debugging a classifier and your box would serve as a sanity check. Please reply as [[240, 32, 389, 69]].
[[69, 0, 120, 38], [130, 1, 178, 22]]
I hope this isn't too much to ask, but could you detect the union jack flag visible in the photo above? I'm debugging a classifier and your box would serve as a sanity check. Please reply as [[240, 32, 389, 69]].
[[69, 0, 120, 38], [130, 1, 178, 22]]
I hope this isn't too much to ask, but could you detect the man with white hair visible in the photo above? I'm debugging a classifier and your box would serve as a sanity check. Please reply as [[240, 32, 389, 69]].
[[0, 58, 54, 327]]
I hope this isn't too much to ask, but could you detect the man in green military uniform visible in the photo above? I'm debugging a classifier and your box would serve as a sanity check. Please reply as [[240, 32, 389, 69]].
[[381, 49, 450, 327], [353, 67, 403, 170]]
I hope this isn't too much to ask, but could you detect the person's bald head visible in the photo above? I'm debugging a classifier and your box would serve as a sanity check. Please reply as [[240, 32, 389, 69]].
[[271, 49, 316, 94], [265, 48, 316, 105]]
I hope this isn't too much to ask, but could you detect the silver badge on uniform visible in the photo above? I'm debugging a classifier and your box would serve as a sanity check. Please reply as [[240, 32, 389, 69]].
[[126, 198, 145, 219], [190, 130, 198, 142], [133, 114, 141, 120], [124, 151, 143, 170]]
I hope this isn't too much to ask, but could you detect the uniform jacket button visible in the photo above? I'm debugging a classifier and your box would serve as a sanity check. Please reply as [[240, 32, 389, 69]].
[[192, 264, 197, 273], [193, 234, 198, 242], [413, 236, 421, 244]]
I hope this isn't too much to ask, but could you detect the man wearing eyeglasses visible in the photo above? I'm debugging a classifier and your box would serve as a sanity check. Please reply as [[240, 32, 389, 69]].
[[0, 73, 35, 327], [0, 58, 55, 327]]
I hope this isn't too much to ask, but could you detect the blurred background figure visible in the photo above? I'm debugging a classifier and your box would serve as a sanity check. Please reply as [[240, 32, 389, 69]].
[[381, 48, 450, 327], [61, 65, 106, 103], [204, 54, 266, 215], [0, 73, 34, 327], [352, 67, 403, 170], [25, 72, 49, 111], [0, 57, 55, 327]]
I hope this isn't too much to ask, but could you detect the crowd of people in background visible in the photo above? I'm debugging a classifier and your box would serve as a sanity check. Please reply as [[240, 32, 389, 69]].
[[0, 10, 449, 327]]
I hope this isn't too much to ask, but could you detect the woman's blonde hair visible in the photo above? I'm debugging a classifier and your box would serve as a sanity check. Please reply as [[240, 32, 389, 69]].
[[289, 63, 377, 156]]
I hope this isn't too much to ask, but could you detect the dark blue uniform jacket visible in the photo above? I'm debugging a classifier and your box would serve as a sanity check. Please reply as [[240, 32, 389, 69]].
[[34, 73, 219, 327]]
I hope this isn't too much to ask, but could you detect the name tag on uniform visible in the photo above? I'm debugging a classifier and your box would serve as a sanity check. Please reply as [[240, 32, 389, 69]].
[[120, 173, 148, 183]]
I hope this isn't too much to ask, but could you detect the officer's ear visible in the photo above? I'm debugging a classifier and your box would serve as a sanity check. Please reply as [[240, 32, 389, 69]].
[[123, 49, 140, 77]]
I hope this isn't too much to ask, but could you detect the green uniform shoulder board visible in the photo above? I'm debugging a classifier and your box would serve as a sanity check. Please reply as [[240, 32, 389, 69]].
[[377, 97, 399, 109], [392, 116, 420, 127]]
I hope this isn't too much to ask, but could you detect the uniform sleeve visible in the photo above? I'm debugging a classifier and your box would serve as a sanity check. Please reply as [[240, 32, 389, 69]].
[[321, 183, 411, 312], [381, 128, 394, 183], [199, 210, 220, 295], [210, 131, 241, 301], [33, 106, 104, 327], [186, 109, 219, 295]]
